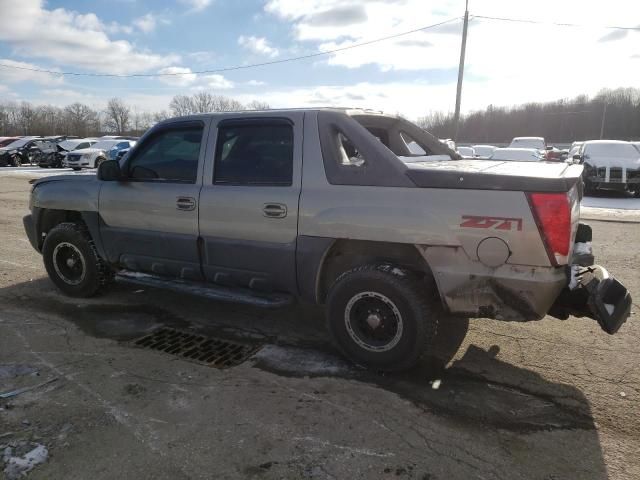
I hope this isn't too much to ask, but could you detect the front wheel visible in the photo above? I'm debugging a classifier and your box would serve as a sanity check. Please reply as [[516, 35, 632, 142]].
[[11, 155, 21, 167], [42, 223, 112, 297], [95, 157, 105, 168], [326, 265, 438, 371]]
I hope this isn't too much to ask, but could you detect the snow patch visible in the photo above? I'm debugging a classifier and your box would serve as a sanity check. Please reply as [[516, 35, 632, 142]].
[[3, 444, 48, 480]]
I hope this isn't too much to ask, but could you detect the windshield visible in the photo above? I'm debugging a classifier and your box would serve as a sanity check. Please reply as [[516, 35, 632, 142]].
[[510, 138, 545, 149], [585, 142, 639, 158], [2, 138, 31, 149], [90, 140, 120, 150], [490, 149, 542, 161]]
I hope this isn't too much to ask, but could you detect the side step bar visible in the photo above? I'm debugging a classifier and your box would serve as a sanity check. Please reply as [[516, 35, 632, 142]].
[[116, 270, 294, 308]]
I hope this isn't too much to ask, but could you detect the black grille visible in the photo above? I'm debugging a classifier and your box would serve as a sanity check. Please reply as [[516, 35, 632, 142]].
[[609, 167, 622, 180], [133, 327, 261, 368], [67, 153, 81, 161]]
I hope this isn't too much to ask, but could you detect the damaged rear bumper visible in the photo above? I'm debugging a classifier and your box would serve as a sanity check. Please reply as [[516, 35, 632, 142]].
[[550, 265, 632, 334]]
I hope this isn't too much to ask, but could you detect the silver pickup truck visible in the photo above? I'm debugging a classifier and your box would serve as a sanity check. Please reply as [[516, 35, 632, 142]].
[[23, 109, 632, 370]]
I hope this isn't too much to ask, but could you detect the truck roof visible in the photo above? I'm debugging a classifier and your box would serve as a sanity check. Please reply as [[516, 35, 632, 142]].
[[158, 107, 392, 125]]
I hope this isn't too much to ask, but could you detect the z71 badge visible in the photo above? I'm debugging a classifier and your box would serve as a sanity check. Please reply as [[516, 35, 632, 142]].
[[460, 215, 523, 231]]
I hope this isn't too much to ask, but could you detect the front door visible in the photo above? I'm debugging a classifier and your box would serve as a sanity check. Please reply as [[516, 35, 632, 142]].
[[99, 120, 207, 280], [198, 114, 303, 292]]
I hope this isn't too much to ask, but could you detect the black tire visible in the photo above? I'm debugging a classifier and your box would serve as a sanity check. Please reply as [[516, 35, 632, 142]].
[[326, 264, 438, 371], [72, 167, 81, 171], [11, 155, 20, 167], [42, 222, 113, 297], [95, 157, 105, 168]]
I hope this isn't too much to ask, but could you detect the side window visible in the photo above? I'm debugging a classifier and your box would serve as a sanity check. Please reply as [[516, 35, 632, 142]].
[[127, 125, 203, 183], [400, 132, 427, 155], [77, 143, 89, 149], [338, 132, 366, 167], [214, 123, 293, 186]]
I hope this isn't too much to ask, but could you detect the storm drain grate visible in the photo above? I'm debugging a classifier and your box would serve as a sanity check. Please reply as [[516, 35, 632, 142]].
[[133, 327, 261, 368]]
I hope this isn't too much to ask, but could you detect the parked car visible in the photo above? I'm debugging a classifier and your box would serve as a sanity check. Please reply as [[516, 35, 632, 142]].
[[545, 146, 568, 162], [567, 142, 583, 162], [107, 140, 136, 161], [114, 147, 130, 161], [472, 144, 497, 159], [508, 137, 546, 150], [578, 140, 640, 196], [489, 148, 545, 162], [64, 139, 132, 170], [457, 146, 476, 157], [0, 137, 44, 166], [24, 109, 631, 371], [39, 138, 98, 168]]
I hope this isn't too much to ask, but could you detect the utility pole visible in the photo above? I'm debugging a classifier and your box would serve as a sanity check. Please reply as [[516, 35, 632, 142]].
[[453, 0, 469, 142], [599, 101, 607, 139]]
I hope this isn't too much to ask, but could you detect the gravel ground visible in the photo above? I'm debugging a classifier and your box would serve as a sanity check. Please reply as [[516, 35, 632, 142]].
[[0, 172, 639, 480]]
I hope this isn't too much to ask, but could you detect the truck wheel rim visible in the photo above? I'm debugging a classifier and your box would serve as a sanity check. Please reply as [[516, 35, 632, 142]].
[[344, 292, 403, 352], [52, 242, 86, 286]]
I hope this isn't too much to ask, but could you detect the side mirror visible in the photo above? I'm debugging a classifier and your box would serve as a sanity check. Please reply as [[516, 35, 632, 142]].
[[97, 160, 123, 181], [546, 146, 553, 150], [572, 154, 581, 161]]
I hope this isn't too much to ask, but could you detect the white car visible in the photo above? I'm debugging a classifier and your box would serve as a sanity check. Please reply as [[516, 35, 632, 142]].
[[64, 139, 133, 170], [580, 140, 640, 195], [457, 146, 476, 157], [472, 145, 497, 159], [508, 137, 546, 150], [489, 147, 545, 162]]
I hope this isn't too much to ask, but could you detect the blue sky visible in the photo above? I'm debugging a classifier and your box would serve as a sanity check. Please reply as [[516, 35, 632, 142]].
[[1, 0, 639, 119]]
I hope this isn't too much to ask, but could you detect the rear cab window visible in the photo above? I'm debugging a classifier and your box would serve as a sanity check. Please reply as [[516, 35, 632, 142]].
[[213, 120, 294, 186]]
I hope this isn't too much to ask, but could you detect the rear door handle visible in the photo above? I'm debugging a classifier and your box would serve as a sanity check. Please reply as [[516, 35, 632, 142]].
[[176, 196, 196, 211], [262, 203, 287, 218]]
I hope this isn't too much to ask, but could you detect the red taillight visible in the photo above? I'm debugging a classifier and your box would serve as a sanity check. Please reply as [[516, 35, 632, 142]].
[[527, 192, 571, 266]]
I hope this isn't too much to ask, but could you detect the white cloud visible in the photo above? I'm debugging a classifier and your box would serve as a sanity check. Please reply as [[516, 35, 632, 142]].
[[238, 36, 279, 58], [179, 0, 213, 12], [246, 80, 267, 86], [264, 0, 640, 110], [0, 59, 64, 86], [133, 13, 157, 34], [157, 66, 233, 90], [0, 0, 178, 74]]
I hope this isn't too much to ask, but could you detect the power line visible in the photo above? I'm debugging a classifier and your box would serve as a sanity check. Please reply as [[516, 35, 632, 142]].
[[472, 15, 640, 31], [0, 17, 462, 78]]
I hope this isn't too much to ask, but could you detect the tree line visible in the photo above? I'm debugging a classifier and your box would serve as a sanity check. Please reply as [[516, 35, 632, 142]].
[[417, 87, 640, 144], [0, 93, 270, 138]]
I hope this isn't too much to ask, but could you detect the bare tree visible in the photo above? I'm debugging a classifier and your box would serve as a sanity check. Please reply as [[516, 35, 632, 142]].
[[169, 95, 195, 116], [245, 100, 270, 110], [18, 102, 38, 135], [104, 98, 131, 134], [64, 103, 97, 137], [210, 95, 244, 112]]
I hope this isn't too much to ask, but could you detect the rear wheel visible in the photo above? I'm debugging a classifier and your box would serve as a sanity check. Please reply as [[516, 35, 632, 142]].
[[326, 264, 438, 371], [11, 155, 21, 167], [42, 222, 113, 297]]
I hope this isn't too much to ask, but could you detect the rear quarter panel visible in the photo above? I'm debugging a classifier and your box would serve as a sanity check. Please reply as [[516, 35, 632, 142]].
[[299, 114, 550, 267]]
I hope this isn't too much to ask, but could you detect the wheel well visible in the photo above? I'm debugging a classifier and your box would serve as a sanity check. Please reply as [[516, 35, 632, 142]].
[[38, 209, 83, 248], [317, 239, 434, 303]]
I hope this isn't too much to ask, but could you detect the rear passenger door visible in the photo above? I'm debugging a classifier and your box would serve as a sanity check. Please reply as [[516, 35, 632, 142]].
[[99, 121, 207, 280], [198, 114, 303, 293]]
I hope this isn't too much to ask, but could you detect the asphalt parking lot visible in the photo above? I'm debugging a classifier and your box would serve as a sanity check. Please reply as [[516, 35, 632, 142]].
[[1, 170, 639, 480]]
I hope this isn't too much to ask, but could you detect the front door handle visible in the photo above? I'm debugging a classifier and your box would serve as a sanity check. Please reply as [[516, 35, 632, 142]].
[[176, 196, 196, 211], [263, 203, 287, 218]]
